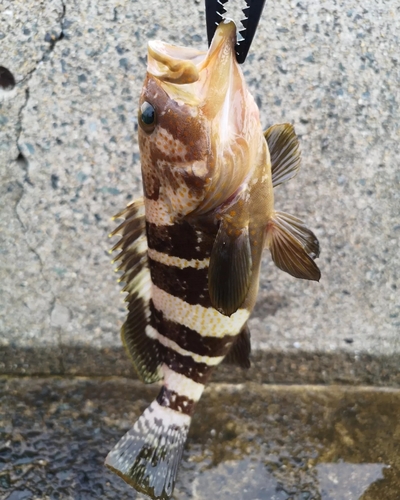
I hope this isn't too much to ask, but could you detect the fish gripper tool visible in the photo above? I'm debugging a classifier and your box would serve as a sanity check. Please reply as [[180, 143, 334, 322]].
[[205, 0, 266, 63]]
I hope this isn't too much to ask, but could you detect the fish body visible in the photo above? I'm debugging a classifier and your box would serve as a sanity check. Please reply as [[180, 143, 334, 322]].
[[105, 20, 320, 500]]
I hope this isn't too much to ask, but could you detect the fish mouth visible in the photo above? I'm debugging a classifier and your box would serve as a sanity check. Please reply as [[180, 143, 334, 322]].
[[147, 42, 205, 85], [147, 20, 238, 107]]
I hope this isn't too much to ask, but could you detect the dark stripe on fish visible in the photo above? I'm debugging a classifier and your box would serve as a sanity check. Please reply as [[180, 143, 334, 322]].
[[149, 258, 211, 307], [158, 344, 213, 384], [146, 221, 215, 260], [149, 300, 236, 356], [156, 386, 196, 416]]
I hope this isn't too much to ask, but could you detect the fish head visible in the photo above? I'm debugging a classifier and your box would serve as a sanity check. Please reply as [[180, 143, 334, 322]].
[[138, 20, 265, 220]]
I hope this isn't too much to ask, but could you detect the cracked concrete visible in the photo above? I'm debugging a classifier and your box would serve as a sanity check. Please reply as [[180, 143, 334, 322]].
[[0, 0, 399, 381], [1, 0, 67, 373]]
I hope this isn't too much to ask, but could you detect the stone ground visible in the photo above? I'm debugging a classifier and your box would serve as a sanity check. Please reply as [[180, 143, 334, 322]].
[[1, 377, 400, 500], [0, 1, 399, 377]]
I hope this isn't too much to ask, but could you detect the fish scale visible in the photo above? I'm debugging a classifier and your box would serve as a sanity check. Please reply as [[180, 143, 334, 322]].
[[106, 19, 320, 500]]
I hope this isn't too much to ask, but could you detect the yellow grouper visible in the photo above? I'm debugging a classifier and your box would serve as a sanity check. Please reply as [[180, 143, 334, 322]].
[[105, 20, 320, 500]]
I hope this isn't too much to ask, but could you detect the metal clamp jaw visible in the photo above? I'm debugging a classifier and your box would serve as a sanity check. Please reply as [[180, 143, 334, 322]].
[[205, 0, 266, 63]]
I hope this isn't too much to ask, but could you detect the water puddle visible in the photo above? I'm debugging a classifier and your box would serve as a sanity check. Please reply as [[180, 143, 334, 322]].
[[0, 378, 399, 499]]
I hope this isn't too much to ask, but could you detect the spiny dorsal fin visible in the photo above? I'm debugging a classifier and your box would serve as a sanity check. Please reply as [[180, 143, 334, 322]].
[[112, 197, 145, 221], [111, 198, 163, 383], [264, 123, 301, 188], [222, 323, 251, 369], [208, 221, 252, 317], [111, 197, 148, 296], [266, 211, 321, 281]]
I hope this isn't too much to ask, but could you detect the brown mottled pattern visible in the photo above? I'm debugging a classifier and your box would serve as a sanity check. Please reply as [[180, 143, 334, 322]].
[[149, 300, 236, 357], [142, 78, 208, 156], [156, 386, 196, 416], [138, 133, 160, 201], [138, 77, 213, 202], [160, 161, 181, 191]]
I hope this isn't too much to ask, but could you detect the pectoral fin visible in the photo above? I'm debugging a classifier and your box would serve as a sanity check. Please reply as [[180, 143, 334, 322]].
[[264, 123, 301, 188], [222, 323, 251, 369], [266, 211, 320, 281], [209, 221, 252, 317]]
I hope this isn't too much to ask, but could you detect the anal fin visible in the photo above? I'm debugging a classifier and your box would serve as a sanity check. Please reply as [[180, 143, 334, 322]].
[[222, 323, 251, 369], [266, 211, 321, 281]]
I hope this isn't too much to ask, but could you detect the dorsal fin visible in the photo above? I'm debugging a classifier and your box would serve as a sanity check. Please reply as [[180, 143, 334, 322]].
[[264, 123, 301, 188], [222, 323, 251, 369], [111, 199, 163, 383]]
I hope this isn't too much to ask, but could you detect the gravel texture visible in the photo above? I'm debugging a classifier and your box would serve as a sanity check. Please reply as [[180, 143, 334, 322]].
[[1, 377, 400, 499], [0, 0, 399, 378]]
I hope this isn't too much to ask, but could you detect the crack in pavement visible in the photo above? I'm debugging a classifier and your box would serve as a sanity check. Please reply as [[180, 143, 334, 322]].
[[13, 185, 49, 296], [16, 0, 67, 154]]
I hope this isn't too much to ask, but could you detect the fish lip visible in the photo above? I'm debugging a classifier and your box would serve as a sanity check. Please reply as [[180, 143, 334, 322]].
[[146, 20, 237, 86], [147, 41, 205, 84]]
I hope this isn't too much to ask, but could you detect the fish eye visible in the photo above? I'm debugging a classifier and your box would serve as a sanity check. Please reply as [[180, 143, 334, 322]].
[[139, 101, 156, 133]]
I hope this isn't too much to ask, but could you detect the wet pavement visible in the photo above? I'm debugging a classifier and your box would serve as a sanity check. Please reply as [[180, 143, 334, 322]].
[[1, 377, 399, 500]]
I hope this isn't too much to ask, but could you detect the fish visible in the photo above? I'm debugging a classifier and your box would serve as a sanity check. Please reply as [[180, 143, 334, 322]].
[[105, 19, 320, 500]]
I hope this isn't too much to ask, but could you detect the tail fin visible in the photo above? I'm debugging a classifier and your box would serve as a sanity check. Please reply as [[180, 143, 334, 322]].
[[105, 400, 191, 499]]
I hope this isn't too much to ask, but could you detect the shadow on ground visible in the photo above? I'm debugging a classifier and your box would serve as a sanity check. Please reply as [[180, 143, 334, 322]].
[[1, 377, 399, 499], [2, 345, 400, 387]]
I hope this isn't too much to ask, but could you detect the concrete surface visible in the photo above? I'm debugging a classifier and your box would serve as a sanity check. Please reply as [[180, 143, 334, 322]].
[[1, 376, 400, 499], [0, 0, 399, 379]]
